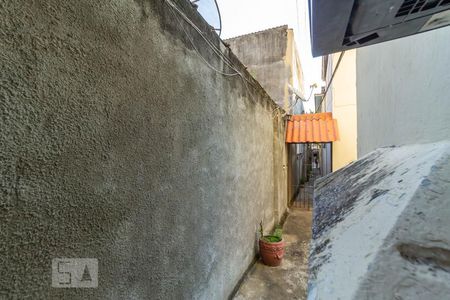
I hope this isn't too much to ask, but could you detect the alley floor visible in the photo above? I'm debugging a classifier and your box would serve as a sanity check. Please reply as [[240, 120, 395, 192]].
[[233, 208, 312, 300]]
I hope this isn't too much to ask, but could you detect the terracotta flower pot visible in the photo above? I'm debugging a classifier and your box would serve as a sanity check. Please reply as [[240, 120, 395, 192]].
[[259, 238, 285, 267]]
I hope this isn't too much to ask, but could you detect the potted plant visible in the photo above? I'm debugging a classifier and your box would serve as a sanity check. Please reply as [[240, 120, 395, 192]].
[[259, 221, 285, 267]]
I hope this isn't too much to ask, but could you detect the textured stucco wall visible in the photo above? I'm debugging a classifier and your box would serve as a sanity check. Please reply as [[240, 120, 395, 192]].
[[356, 26, 450, 156], [0, 0, 287, 299], [272, 113, 289, 223]]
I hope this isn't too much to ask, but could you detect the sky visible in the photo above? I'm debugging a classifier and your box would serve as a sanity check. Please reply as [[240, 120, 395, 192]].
[[215, 0, 322, 111]]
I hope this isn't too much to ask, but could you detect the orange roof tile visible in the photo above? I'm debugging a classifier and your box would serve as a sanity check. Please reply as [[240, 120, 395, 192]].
[[286, 112, 339, 143]]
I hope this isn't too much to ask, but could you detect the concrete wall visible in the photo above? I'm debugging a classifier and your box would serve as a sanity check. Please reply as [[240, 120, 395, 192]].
[[320, 56, 333, 114], [331, 50, 357, 171], [225, 26, 304, 204], [310, 142, 450, 300], [356, 26, 450, 156], [319, 51, 357, 174], [286, 29, 306, 115], [0, 0, 287, 299], [226, 26, 304, 112], [273, 113, 289, 225]]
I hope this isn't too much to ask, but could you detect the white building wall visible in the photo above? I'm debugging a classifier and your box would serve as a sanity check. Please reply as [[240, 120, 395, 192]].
[[356, 26, 450, 156]]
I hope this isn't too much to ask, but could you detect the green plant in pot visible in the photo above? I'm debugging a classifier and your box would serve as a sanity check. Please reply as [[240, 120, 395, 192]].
[[259, 221, 285, 267]]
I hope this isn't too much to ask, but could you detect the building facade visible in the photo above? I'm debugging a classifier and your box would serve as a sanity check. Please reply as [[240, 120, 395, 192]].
[[226, 25, 305, 114], [319, 50, 358, 172], [356, 26, 450, 156]]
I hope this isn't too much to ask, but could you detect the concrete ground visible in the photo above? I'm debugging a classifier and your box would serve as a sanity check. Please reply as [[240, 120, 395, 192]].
[[233, 208, 312, 300]]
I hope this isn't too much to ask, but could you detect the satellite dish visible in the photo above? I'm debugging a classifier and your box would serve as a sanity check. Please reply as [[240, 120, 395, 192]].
[[191, 0, 222, 36]]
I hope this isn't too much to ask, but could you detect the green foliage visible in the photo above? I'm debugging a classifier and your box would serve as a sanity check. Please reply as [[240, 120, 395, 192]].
[[259, 221, 283, 243], [273, 226, 283, 239], [262, 235, 282, 243]]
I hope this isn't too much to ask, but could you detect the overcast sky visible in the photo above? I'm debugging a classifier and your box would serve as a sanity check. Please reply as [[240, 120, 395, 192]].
[[216, 0, 322, 111]]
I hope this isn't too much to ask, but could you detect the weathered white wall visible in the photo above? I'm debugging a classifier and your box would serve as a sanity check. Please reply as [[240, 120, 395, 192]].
[[309, 141, 450, 300], [226, 26, 304, 113], [356, 26, 450, 156]]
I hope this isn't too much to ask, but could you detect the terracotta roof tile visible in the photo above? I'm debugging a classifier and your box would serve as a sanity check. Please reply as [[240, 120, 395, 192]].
[[286, 112, 339, 143]]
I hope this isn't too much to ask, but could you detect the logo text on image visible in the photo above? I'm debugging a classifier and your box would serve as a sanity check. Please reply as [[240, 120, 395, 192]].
[[52, 258, 98, 288]]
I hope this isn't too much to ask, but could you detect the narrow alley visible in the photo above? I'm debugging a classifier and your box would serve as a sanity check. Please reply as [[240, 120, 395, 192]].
[[234, 209, 312, 300]]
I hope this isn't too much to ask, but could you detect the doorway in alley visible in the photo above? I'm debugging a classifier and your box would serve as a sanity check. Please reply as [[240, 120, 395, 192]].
[[289, 143, 331, 210]]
